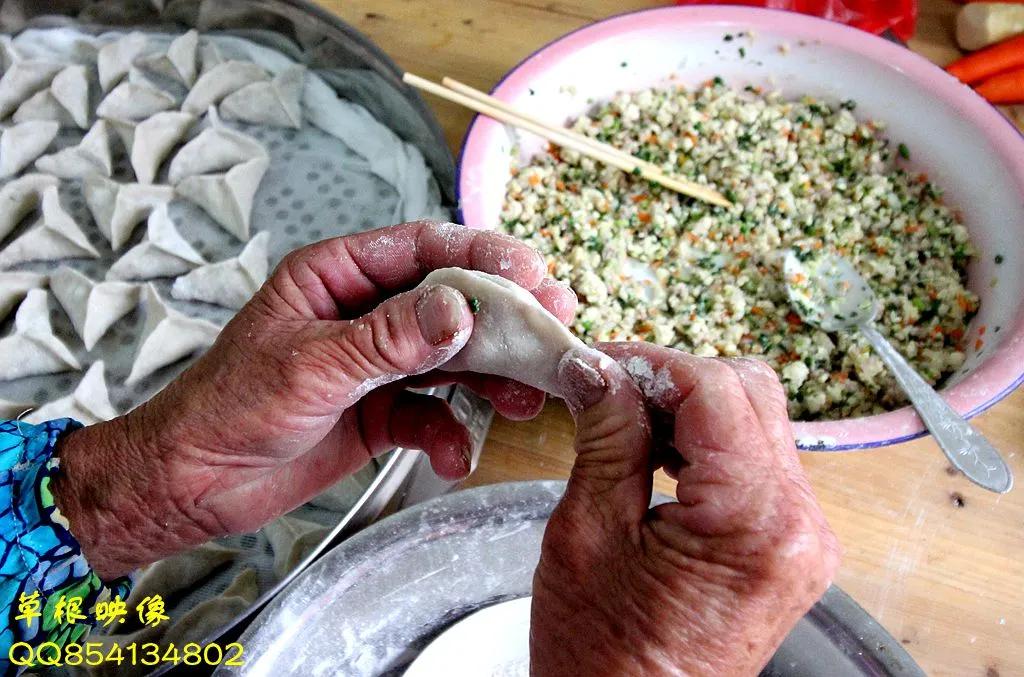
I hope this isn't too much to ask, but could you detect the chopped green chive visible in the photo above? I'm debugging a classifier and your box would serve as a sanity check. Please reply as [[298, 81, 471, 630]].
[[468, 297, 481, 314], [995, 254, 1004, 264], [898, 143, 910, 160]]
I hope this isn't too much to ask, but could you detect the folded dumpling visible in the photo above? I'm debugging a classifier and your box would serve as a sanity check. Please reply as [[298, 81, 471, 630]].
[[113, 111, 195, 184], [50, 267, 139, 350], [0, 59, 63, 119], [167, 108, 266, 184], [106, 204, 205, 281], [12, 89, 77, 127], [50, 64, 90, 129], [97, 32, 149, 92], [181, 60, 269, 114], [125, 542, 240, 618], [23, 360, 119, 425], [0, 185, 100, 268], [264, 515, 328, 579], [126, 283, 220, 385], [0, 271, 47, 321], [156, 568, 259, 648], [175, 156, 268, 240], [83, 176, 174, 250], [96, 79, 175, 121], [0, 289, 80, 381], [171, 231, 268, 308], [136, 30, 199, 87], [0, 173, 58, 242], [0, 120, 59, 178], [220, 65, 305, 129], [35, 120, 114, 179]]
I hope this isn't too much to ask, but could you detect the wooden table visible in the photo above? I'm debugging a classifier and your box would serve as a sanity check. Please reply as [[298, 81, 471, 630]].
[[317, 1, 1023, 674]]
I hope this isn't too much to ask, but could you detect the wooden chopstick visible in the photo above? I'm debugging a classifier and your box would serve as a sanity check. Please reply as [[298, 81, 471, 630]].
[[403, 72, 732, 208]]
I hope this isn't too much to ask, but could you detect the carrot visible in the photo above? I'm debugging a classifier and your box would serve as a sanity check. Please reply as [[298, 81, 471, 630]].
[[976, 66, 1024, 103], [947, 34, 1024, 84]]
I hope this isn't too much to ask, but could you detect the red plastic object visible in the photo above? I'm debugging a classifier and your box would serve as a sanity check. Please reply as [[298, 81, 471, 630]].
[[673, 0, 918, 41]]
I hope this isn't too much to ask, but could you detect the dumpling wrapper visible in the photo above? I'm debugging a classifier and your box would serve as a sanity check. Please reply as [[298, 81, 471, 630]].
[[0, 173, 58, 242], [220, 64, 305, 129], [175, 156, 269, 240], [181, 60, 269, 114], [35, 119, 114, 179], [0, 398, 33, 419], [96, 80, 175, 121], [50, 267, 138, 350], [0, 289, 81, 381], [0, 59, 63, 118], [171, 231, 268, 308], [12, 89, 77, 127], [50, 64, 90, 129], [135, 30, 199, 87], [0, 271, 47, 322], [0, 120, 59, 178], [126, 283, 220, 385], [112, 111, 195, 184], [97, 32, 148, 92], [264, 514, 328, 579], [23, 360, 119, 425], [167, 107, 266, 184], [0, 185, 100, 269], [418, 267, 586, 397], [106, 204, 205, 281], [83, 176, 174, 250]]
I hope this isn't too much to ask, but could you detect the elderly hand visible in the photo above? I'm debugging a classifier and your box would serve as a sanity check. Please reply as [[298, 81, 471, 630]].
[[52, 220, 576, 578], [533, 343, 840, 676]]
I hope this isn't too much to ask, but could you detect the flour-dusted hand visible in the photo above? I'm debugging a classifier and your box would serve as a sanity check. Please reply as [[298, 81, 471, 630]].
[[532, 343, 840, 676], [52, 221, 577, 578]]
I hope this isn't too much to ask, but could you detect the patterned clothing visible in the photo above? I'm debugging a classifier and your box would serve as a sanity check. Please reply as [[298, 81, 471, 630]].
[[0, 419, 132, 673]]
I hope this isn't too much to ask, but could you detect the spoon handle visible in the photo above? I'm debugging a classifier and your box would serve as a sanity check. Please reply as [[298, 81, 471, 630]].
[[859, 323, 1013, 494]]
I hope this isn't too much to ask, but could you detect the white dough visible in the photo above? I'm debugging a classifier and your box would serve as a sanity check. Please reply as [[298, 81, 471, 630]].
[[136, 29, 199, 87], [114, 111, 195, 184], [106, 204, 205, 281], [35, 119, 114, 179], [24, 361, 119, 425], [220, 64, 304, 129], [0, 120, 59, 178], [418, 268, 585, 397], [175, 155, 268, 240], [50, 64, 90, 129], [83, 176, 174, 250], [96, 79, 175, 121], [0, 185, 100, 269], [181, 60, 269, 114], [97, 32, 148, 92], [0, 173, 58, 242], [0, 59, 63, 118], [12, 89, 77, 127], [0, 289, 81, 381], [0, 398, 33, 419], [263, 514, 328, 579], [50, 267, 139, 350], [171, 230, 268, 308], [167, 107, 266, 184], [0, 271, 47, 322], [126, 283, 220, 385]]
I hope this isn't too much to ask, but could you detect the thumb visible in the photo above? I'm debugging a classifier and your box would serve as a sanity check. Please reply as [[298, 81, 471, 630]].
[[323, 284, 473, 407], [556, 347, 653, 527]]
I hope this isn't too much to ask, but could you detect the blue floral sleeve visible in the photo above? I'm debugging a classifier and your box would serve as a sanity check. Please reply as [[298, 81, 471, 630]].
[[0, 418, 132, 672]]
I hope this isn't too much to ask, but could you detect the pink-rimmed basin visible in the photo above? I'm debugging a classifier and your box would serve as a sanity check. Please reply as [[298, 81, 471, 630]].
[[457, 6, 1024, 450]]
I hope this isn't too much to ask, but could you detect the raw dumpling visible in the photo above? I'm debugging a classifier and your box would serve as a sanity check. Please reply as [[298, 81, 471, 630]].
[[50, 267, 138, 350], [220, 65, 304, 129], [0, 59, 63, 118], [35, 119, 114, 179], [157, 568, 258, 647], [264, 515, 329, 579], [0, 271, 47, 321], [0, 185, 100, 269], [97, 32, 148, 92], [175, 156, 268, 240], [171, 230, 268, 308], [96, 79, 175, 121], [124, 542, 240, 618], [418, 268, 586, 397], [0, 398, 33, 419], [106, 204, 205, 280], [136, 30, 199, 87], [0, 120, 59, 178], [167, 107, 266, 184], [126, 283, 220, 385], [181, 60, 269, 114], [83, 176, 174, 250], [23, 361, 119, 425], [0, 173, 58, 242], [12, 89, 77, 127], [113, 111, 195, 184], [50, 64, 90, 129], [0, 289, 80, 381]]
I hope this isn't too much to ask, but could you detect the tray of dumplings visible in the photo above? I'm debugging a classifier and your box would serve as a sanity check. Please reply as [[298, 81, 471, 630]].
[[0, 0, 461, 669]]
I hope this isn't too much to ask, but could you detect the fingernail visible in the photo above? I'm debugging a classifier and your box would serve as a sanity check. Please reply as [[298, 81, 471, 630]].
[[417, 285, 466, 346], [557, 347, 609, 411], [460, 444, 473, 474]]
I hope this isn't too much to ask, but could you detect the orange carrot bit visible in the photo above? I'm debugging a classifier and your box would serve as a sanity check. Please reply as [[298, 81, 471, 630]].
[[932, 325, 944, 336], [979, 325, 987, 336], [786, 312, 803, 327], [555, 180, 566, 191], [905, 223, 921, 234], [637, 211, 651, 224], [750, 306, 765, 316], [527, 174, 541, 186], [950, 327, 965, 341], [631, 193, 648, 203], [975, 338, 985, 351], [976, 67, 1024, 105]]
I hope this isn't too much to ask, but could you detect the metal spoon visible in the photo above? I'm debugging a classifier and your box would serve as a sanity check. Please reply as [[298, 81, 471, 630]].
[[783, 250, 1013, 494]]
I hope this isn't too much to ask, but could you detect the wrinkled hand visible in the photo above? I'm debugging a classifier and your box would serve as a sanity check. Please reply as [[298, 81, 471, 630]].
[[532, 343, 840, 676], [53, 220, 576, 578]]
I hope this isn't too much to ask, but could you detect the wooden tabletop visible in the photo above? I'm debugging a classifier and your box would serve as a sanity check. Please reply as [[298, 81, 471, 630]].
[[317, 1, 1023, 674]]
